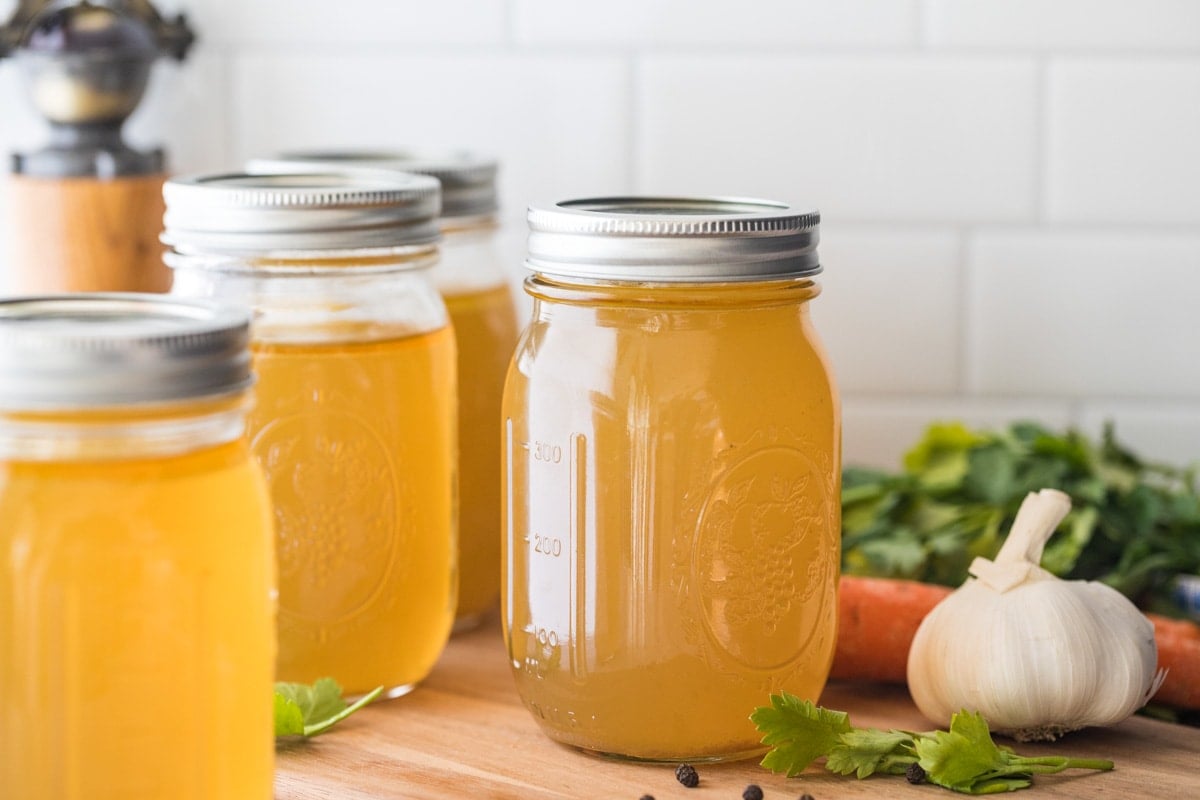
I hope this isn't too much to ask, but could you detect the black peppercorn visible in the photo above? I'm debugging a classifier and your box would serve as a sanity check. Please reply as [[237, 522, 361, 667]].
[[743, 784, 764, 800], [639, 796, 655, 800], [674, 763, 700, 788], [906, 763, 927, 784], [799, 794, 816, 800]]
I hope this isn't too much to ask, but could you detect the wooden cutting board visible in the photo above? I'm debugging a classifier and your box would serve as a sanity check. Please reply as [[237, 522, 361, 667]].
[[275, 614, 1200, 799]]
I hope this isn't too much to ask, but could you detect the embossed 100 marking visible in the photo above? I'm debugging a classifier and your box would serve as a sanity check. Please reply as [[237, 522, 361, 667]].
[[532, 440, 562, 463], [532, 534, 563, 557]]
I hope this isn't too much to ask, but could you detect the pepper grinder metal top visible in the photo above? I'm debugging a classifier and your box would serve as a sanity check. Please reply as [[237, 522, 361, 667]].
[[0, 0, 194, 178]]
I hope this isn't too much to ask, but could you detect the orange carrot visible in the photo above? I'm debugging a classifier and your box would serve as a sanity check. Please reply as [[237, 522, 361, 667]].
[[1148, 613, 1200, 710], [832, 575, 1200, 712], [831, 575, 950, 683]]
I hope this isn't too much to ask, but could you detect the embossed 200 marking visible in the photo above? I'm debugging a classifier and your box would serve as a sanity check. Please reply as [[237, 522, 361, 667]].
[[533, 534, 563, 557]]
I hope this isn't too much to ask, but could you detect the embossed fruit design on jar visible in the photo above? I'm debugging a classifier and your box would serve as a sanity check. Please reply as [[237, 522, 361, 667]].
[[164, 172, 456, 698], [503, 197, 840, 761], [248, 151, 519, 631]]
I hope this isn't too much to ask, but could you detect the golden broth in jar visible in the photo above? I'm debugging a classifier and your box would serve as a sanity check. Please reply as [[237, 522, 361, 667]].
[[247, 152, 518, 629], [166, 171, 457, 697], [0, 296, 274, 799], [444, 283, 519, 621], [251, 327, 456, 692], [504, 199, 840, 761], [0, 434, 274, 799]]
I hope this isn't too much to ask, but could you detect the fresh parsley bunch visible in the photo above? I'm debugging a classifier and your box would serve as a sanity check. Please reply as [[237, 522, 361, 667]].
[[751, 694, 1113, 795], [842, 421, 1200, 614]]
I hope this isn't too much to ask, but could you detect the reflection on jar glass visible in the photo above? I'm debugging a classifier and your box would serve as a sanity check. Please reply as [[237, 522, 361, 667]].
[[0, 294, 275, 798], [503, 197, 841, 761], [248, 151, 520, 630], [165, 171, 457, 698]]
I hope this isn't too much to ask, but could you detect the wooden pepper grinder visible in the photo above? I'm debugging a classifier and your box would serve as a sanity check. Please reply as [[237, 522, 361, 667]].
[[0, 0, 193, 293]]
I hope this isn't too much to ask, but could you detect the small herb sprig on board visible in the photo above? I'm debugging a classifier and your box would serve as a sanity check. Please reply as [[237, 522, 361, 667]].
[[750, 694, 1113, 795], [274, 677, 383, 739], [842, 421, 1200, 615]]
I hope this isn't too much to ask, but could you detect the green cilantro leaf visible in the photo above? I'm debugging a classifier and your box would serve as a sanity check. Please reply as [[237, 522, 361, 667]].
[[903, 422, 984, 491], [855, 531, 928, 577], [750, 694, 851, 776], [964, 445, 1018, 505], [826, 728, 915, 778], [274, 691, 306, 737], [916, 710, 1023, 793], [274, 678, 384, 739]]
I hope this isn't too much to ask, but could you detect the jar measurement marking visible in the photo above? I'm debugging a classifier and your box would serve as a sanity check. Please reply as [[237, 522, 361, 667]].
[[570, 431, 589, 678], [533, 534, 563, 557], [510, 428, 590, 675], [532, 440, 563, 464], [506, 418, 516, 634]]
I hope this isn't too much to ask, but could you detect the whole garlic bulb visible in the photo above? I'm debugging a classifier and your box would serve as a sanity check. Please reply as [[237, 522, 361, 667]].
[[906, 488, 1165, 742]]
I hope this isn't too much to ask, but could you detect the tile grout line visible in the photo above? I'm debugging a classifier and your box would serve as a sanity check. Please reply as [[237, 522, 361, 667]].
[[207, 40, 1200, 59], [503, 0, 518, 50], [913, 0, 928, 48], [220, 47, 237, 169], [627, 53, 640, 192], [1034, 55, 1051, 224], [956, 227, 974, 397]]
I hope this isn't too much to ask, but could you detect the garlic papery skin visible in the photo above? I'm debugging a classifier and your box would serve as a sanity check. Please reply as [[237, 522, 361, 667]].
[[906, 488, 1164, 742]]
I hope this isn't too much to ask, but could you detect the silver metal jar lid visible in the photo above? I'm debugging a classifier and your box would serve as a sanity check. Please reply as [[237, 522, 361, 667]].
[[0, 294, 253, 410], [526, 196, 820, 282], [246, 151, 498, 218], [162, 171, 442, 256]]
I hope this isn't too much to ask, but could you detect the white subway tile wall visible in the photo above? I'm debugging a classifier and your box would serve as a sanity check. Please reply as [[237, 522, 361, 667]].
[[514, 1, 919, 47], [206, 0, 508, 47], [813, 226, 962, 394], [129, 53, 231, 174], [1048, 59, 1200, 224], [0, 0, 1197, 469], [637, 55, 1039, 223], [922, 0, 1200, 50], [967, 231, 1200, 400], [230, 52, 632, 226]]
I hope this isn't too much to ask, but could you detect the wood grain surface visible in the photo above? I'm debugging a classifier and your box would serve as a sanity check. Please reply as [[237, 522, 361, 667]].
[[275, 614, 1200, 799], [8, 174, 170, 294]]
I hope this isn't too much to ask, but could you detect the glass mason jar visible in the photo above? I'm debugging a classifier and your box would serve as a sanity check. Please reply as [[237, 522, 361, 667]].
[[0, 294, 274, 799], [504, 197, 841, 761], [164, 172, 457, 698], [249, 151, 520, 630]]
